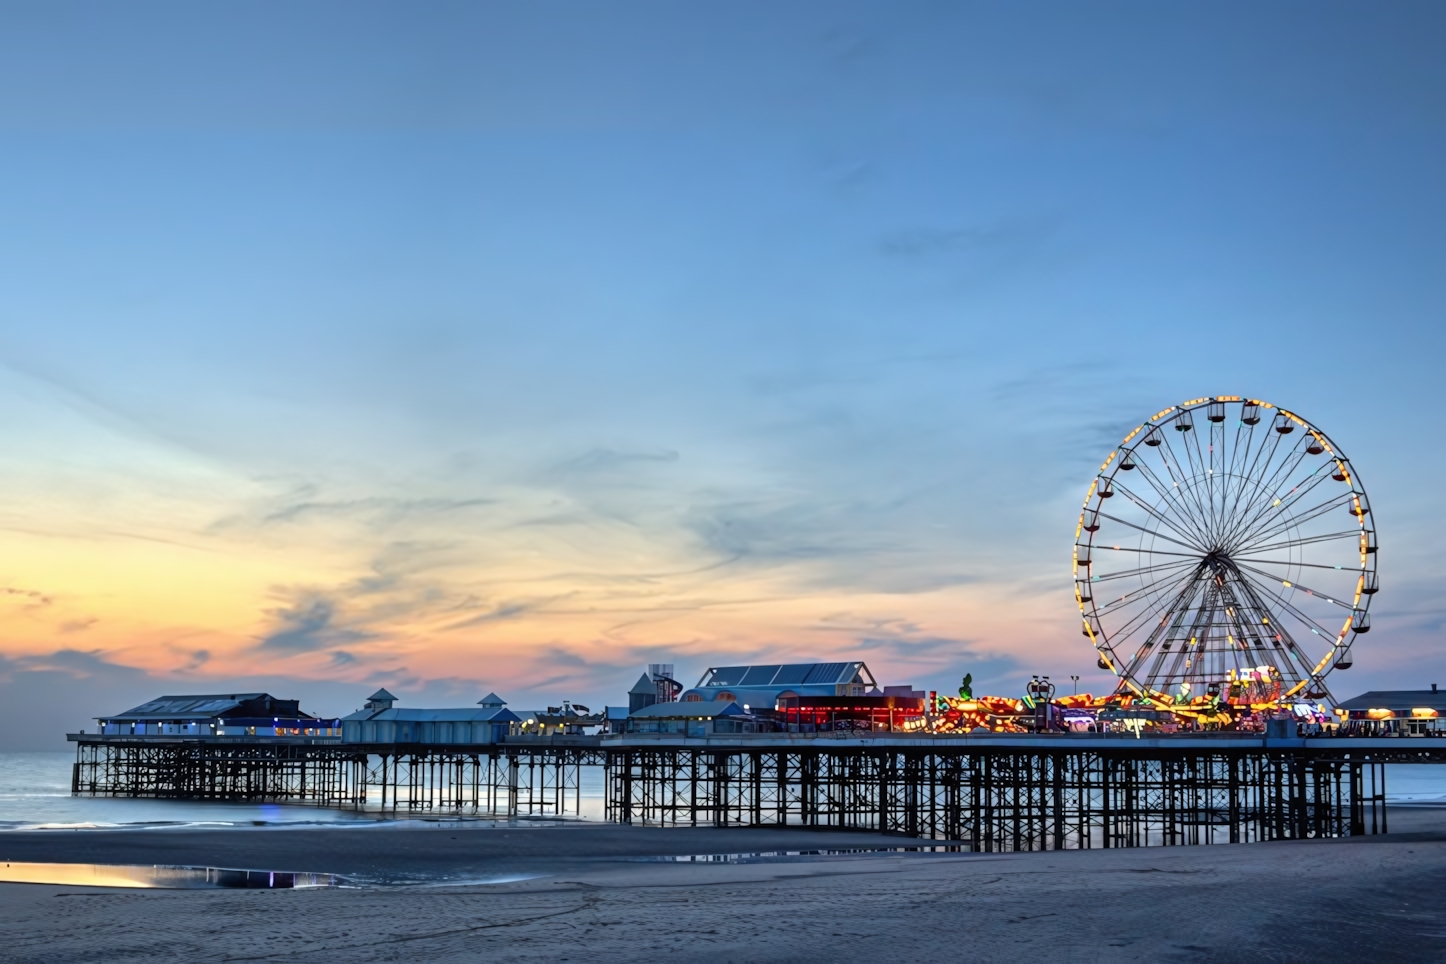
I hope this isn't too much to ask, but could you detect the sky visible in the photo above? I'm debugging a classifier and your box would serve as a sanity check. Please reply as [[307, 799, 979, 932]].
[[0, 2, 1443, 748]]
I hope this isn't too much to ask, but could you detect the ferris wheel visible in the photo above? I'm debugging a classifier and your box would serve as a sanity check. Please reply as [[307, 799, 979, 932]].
[[1075, 397, 1377, 705]]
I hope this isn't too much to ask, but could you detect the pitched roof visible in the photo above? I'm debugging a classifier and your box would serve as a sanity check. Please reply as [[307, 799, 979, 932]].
[[477, 692, 506, 707], [367, 688, 398, 702], [697, 662, 875, 688], [628, 673, 656, 695], [629, 699, 746, 719], [1336, 689, 1446, 711], [341, 706, 521, 724], [103, 694, 276, 721]]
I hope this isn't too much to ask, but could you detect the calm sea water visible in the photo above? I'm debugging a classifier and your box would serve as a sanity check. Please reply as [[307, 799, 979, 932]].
[[0, 751, 607, 830], [1, 751, 1442, 831]]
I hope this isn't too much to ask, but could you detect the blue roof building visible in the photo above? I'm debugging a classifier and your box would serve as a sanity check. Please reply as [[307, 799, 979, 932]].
[[341, 689, 521, 745]]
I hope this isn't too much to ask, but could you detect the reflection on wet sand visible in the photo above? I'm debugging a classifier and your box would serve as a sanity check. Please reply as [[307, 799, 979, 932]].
[[0, 862, 345, 889]]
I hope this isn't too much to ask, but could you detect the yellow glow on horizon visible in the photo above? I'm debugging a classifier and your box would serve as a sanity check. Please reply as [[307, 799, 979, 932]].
[[0, 504, 1071, 689], [0, 372, 1097, 697]]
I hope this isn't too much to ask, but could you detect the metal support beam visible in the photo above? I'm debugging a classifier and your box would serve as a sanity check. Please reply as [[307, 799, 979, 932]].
[[71, 738, 1395, 851]]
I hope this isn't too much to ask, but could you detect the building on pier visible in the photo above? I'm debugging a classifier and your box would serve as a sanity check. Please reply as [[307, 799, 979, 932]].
[[516, 701, 605, 736], [628, 665, 684, 713], [628, 673, 657, 712], [1337, 687, 1446, 734], [340, 689, 521, 745], [625, 699, 759, 735], [95, 693, 340, 738], [775, 694, 927, 732], [604, 706, 630, 734], [678, 661, 877, 710]]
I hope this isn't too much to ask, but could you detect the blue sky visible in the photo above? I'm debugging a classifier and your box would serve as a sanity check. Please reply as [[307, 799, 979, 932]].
[[0, 2, 1442, 747]]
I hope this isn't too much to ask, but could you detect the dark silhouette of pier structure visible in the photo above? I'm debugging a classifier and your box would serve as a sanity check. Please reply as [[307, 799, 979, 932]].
[[70, 733, 1424, 850]]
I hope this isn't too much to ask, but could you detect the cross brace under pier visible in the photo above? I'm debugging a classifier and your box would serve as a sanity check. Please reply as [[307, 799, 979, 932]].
[[607, 746, 1388, 849], [72, 739, 1391, 850], [71, 741, 602, 818]]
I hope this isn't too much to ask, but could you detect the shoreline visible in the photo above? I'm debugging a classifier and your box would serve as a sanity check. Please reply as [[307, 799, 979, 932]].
[[1, 816, 1444, 961], [0, 825, 958, 883], [4, 802, 1446, 877]]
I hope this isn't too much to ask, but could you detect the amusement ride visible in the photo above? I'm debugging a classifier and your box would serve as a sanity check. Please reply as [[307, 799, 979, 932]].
[[933, 395, 1377, 732], [1077, 396, 1375, 708]]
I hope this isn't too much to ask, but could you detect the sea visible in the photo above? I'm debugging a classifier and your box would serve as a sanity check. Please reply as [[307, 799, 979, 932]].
[[0, 751, 608, 831], [2, 751, 1443, 832]]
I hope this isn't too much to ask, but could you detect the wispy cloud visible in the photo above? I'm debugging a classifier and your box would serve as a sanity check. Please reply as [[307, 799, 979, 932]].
[[256, 595, 372, 653], [1, 587, 52, 607], [541, 448, 681, 481], [258, 496, 495, 527]]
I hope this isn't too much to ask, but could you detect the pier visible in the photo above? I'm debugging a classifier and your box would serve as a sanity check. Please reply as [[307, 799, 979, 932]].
[[71, 735, 603, 819], [68, 731, 1428, 851]]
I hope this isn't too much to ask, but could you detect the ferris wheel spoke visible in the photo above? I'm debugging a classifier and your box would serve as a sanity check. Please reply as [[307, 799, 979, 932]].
[[1091, 547, 1204, 558], [1154, 425, 1207, 524], [1232, 562, 1358, 610], [1254, 423, 1312, 493], [1185, 418, 1222, 539], [1220, 439, 1316, 547], [1218, 423, 1294, 544], [1237, 528, 1362, 554], [1101, 582, 1201, 641], [1209, 600, 1281, 674], [1186, 426, 1223, 542], [1105, 593, 1196, 658], [1094, 508, 1207, 554], [1220, 428, 1262, 536], [1144, 612, 1211, 692], [1219, 438, 1271, 547], [1228, 572, 1331, 689], [1095, 563, 1203, 612], [1105, 576, 1196, 635], [1215, 424, 1250, 545], [1088, 557, 1197, 585], [1183, 420, 1228, 540], [1232, 566, 1348, 647], [1232, 491, 1359, 554], [1157, 429, 1218, 541], [1108, 474, 1213, 548], [1122, 459, 1213, 545], [1109, 567, 1209, 660], [1224, 418, 1259, 500], [1229, 556, 1361, 575], [1227, 461, 1342, 549], [1231, 489, 1355, 552], [1132, 577, 1213, 691], [1133, 430, 1214, 539], [1215, 576, 1279, 646]]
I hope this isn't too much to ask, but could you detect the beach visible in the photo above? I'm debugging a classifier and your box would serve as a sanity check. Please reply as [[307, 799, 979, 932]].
[[3, 812, 1445, 963]]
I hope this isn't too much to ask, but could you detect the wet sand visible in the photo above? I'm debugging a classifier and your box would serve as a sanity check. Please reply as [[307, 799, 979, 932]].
[[0, 823, 929, 884], [3, 812, 1445, 962]]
